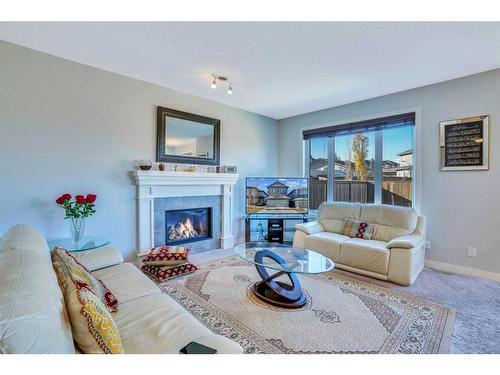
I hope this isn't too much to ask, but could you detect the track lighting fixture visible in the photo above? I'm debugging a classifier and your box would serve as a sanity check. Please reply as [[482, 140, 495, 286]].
[[210, 74, 233, 95]]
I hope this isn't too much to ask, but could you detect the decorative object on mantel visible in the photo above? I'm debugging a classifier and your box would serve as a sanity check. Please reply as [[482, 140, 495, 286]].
[[55, 193, 97, 246], [222, 165, 238, 173], [440, 115, 489, 171], [158, 162, 166, 171], [186, 165, 197, 172], [137, 160, 152, 170], [156, 106, 220, 166]]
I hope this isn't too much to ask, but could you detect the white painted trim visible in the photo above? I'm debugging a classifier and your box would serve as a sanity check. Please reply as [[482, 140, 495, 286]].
[[413, 107, 423, 214], [302, 140, 309, 178], [132, 170, 239, 186], [374, 130, 383, 204], [132, 170, 239, 255], [425, 259, 500, 283], [327, 137, 334, 202], [299, 106, 423, 214]]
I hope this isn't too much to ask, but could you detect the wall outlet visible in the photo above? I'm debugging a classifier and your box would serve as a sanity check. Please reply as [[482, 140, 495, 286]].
[[425, 241, 431, 250], [467, 246, 477, 257]]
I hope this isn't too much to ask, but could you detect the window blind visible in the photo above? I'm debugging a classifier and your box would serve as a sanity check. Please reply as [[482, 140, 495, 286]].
[[302, 112, 415, 140]]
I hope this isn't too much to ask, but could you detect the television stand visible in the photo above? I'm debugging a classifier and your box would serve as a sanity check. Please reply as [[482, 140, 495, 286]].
[[244, 215, 308, 244]]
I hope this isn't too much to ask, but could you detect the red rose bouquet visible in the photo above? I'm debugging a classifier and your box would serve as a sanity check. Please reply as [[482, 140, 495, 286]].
[[55, 193, 97, 245], [56, 193, 97, 219]]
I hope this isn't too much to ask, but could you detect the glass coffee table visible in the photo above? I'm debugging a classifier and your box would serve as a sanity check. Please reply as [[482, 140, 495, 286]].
[[234, 242, 334, 309]]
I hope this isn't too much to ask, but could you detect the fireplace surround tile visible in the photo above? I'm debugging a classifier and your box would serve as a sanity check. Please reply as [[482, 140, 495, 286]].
[[154, 196, 221, 254]]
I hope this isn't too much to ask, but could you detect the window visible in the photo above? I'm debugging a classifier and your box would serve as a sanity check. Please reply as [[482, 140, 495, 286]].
[[309, 137, 328, 210], [305, 113, 415, 208], [334, 133, 375, 203], [382, 127, 413, 206]]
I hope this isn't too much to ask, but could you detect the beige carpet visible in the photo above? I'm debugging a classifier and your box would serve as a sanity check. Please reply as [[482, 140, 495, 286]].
[[156, 255, 455, 354]]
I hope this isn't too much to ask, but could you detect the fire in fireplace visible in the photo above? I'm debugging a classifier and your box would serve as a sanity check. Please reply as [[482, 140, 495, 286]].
[[165, 207, 212, 245]]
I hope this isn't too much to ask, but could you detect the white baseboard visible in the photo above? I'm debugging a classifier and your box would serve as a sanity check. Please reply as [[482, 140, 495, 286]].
[[425, 259, 500, 282]]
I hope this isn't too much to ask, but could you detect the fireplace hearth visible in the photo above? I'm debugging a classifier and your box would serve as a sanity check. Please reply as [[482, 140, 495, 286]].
[[165, 207, 212, 246]]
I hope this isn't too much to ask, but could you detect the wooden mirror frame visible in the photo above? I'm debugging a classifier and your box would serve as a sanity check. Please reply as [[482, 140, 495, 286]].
[[156, 106, 220, 166]]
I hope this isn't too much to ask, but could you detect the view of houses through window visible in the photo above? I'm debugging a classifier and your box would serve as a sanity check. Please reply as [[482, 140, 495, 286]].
[[308, 125, 414, 210]]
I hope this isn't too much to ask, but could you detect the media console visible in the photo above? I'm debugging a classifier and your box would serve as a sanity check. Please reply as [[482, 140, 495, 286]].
[[244, 215, 308, 244]]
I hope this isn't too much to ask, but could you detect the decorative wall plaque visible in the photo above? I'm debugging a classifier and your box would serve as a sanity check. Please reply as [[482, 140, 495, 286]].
[[440, 115, 489, 171]]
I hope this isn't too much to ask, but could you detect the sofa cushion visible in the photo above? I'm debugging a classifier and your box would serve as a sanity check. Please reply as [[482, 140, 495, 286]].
[[340, 238, 390, 275], [295, 221, 325, 235], [304, 232, 350, 262], [0, 225, 75, 354], [52, 248, 118, 312], [142, 246, 189, 266], [53, 262, 124, 354], [114, 293, 241, 354], [317, 202, 362, 233], [93, 263, 161, 305], [0, 224, 49, 253], [360, 204, 417, 242], [70, 246, 123, 271]]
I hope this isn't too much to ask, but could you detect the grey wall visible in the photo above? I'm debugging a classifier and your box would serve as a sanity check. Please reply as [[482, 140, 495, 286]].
[[277, 69, 500, 274], [0, 41, 278, 260]]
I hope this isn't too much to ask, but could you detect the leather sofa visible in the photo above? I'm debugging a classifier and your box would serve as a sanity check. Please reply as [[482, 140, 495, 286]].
[[0, 224, 242, 354], [293, 202, 426, 286]]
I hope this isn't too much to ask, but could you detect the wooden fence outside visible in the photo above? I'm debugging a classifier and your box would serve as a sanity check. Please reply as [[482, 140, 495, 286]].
[[310, 178, 412, 209]]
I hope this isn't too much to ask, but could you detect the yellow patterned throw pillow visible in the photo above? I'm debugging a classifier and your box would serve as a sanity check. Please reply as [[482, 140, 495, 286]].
[[52, 247, 118, 312], [53, 262, 124, 354]]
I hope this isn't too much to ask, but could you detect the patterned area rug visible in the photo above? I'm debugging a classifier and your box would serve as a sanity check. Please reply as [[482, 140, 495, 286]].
[[156, 255, 455, 354]]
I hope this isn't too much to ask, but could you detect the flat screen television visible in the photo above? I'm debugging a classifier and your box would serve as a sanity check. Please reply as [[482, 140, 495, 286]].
[[246, 177, 309, 215]]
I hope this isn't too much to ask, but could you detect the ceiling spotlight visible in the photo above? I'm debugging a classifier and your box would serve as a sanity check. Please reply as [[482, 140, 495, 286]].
[[210, 74, 233, 94]]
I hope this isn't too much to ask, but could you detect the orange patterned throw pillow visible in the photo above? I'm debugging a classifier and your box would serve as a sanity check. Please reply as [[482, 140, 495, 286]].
[[142, 246, 190, 266], [52, 248, 118, 312], [53, 262, 124, 354]]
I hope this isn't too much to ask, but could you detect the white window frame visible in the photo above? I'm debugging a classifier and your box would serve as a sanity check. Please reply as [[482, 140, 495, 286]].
[[301, 107, 422, 213]]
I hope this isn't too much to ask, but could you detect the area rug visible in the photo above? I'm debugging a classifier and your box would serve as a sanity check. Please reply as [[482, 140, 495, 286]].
[[155, 255, 455, 354]]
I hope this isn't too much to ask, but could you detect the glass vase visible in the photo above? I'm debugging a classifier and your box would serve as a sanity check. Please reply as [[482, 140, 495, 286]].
[[69, 217, 86, 246]]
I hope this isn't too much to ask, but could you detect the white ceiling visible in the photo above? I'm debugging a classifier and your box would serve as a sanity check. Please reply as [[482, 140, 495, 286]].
[[1, 22, 500, 119]]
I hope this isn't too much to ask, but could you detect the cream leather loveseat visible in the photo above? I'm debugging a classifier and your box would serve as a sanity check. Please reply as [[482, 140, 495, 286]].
[[293, 202, 425, 285], [0, 224, 242, 354]]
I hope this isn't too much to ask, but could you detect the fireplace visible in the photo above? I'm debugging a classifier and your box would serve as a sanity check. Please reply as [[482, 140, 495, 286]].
[[165, 207, 212, 246]]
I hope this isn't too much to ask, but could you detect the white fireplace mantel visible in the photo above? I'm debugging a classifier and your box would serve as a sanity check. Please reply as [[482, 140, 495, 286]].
[[132, 170, 239, 255]]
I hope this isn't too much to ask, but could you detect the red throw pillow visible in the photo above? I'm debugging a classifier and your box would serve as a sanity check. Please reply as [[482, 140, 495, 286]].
[[142, 246, 190, 266], [141, 263, 197, 282]]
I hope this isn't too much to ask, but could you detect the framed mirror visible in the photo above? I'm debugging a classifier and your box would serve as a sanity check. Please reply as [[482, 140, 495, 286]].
[[156, 106, 220, 166]]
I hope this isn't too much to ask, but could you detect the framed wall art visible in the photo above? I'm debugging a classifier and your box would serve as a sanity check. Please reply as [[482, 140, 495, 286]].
[[440, 115, 489, 171]]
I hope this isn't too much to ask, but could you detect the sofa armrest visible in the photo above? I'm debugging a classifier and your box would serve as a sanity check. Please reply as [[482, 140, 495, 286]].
[[387, 234, 424, 249], [71, 246, 123, 271], [295, 221, 325, 235]]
